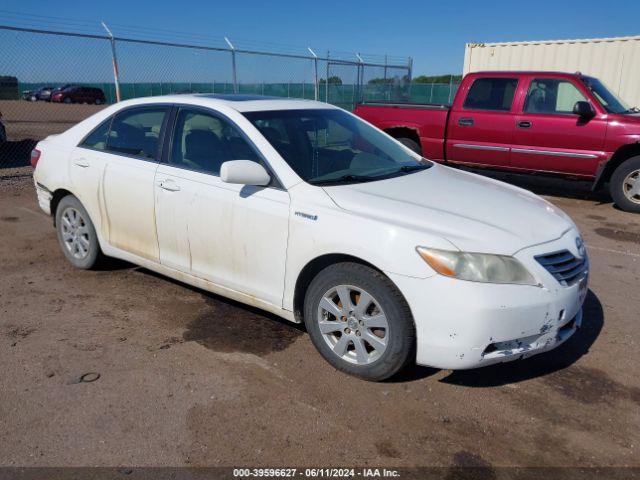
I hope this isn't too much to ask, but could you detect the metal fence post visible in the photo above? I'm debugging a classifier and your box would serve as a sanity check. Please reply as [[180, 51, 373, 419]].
[[308, 47, 319, 101], [101, 22, 121, 102], [325, 51, 330, 104], [356, 53, 364, 107], [225, 37, 238, 93]]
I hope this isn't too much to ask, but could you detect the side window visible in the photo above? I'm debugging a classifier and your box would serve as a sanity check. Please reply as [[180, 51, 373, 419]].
[[524, 78, 587, 114], [106, 107, 168, 160], [170, 109, 261, 175], [463, 77, 518, 111], [80, 117, 112, 150]]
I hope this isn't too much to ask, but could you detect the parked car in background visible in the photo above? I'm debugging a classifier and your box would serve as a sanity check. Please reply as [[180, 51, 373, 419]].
[[355, 71, 640, 213], [31, 94, 588, 380], [22, 86, 56, 102], [51, 86, 105, 105]]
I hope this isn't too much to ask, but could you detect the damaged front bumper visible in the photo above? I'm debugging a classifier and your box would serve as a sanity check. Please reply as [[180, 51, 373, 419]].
[[387, 229, 588, 370]]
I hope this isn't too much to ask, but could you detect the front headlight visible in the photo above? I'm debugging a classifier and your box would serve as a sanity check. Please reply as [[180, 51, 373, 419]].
[[416, 247, 537, 285]]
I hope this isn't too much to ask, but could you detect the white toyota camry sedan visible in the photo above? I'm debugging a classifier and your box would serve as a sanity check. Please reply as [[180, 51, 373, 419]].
[[31, 94, 589, 380]]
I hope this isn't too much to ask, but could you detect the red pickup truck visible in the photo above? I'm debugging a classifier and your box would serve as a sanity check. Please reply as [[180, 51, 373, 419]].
[[355, 71, 640, 213]]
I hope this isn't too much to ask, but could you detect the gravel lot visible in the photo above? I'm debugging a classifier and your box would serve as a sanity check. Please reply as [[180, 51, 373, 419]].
[[0, 170, 638, 470]]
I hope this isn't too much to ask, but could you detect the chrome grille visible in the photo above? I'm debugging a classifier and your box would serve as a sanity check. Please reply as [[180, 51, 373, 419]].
[[535, 250, 587, 286]]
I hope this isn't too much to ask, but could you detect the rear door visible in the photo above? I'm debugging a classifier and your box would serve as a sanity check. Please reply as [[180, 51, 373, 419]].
[[100, 105, 169, 261], [446, 76, 519, 168], [68, 116, 113, 229], [511, 76, 607, 176]]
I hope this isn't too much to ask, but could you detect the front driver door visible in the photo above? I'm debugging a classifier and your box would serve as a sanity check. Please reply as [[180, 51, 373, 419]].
[[154, 106, 290, 307], [511, 77, 607, 176]]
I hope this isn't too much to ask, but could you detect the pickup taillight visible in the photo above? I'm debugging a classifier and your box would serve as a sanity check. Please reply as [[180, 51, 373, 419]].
[[30, 148, 41, 168]]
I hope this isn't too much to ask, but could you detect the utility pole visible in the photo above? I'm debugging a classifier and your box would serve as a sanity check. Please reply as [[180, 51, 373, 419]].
[[225, 37, 238, 93], [101, 21, 121, 102], [308, 47, 319, 101]]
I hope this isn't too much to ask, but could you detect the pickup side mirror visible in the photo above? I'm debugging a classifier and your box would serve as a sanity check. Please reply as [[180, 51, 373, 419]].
[[220, 160, 271, 186], [573, 101, 595, 118]]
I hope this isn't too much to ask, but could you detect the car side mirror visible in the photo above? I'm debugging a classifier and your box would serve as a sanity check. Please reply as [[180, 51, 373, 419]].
[[220, 160, 271, 186], [573, 101, 595, 118]]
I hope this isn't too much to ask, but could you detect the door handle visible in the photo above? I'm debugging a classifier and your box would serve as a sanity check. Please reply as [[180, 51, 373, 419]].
[[73, 159, 90, 168], [517, 120, 532, 129], [159, 180, 181, 192], [458, 117, 474, 127]]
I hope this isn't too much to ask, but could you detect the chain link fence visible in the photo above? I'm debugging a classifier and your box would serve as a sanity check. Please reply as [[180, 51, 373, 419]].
[[0, 23, 458, 171]]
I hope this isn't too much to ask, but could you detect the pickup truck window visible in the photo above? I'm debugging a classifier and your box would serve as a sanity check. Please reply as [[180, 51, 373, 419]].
[[463, 78, 518, 111], [524, 79, 586, 114], [244, 109, 430, 185], [581, 76, 630, 114]]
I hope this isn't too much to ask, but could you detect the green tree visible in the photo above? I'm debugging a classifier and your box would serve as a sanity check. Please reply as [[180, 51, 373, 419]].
[[319, 76, 343, 85], [412, 74, 462, 84]]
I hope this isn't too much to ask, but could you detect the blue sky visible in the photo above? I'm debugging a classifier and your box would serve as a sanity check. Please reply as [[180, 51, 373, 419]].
[[2, 0, 640, 76]]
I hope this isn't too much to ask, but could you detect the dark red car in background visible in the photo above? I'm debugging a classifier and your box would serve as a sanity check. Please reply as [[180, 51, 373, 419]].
[[51, 86, 105, 105], [355, 71, 640, 213]]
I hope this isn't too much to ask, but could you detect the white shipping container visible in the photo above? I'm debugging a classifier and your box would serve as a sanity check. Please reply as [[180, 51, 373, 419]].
[[463, 35, 640, 108]]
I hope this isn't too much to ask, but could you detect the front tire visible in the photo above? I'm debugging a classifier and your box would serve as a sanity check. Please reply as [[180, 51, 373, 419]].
[[63, 97, 72, 104], [303, 262, 415, 381], [610, 156, 640, 213], [55, 195, 104, 269]]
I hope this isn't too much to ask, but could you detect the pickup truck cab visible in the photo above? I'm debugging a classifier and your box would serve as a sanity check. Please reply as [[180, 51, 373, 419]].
[[355, 71, 640, 213]]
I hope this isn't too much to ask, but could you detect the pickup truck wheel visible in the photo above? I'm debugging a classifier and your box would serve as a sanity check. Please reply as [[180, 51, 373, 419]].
[[610, 156, 640, 213], [55, 195, 104, 269], [397, 137, 422, 154], [303, 262, 415, 381]]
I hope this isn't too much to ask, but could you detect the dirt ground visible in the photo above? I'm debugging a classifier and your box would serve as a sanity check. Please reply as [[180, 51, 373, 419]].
[[0, 169, 639, 471]]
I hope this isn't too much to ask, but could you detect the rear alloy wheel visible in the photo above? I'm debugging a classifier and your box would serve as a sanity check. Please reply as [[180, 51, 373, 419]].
[[55, 195, 104, 269], [304, 262, 415, 381], [397, 137, 422, 154], [610, 156, 640, 213], [95, 99, 102, 105]]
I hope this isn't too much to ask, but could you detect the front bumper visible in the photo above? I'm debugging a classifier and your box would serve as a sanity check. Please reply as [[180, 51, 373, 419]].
[[388, 229, 588, 370]]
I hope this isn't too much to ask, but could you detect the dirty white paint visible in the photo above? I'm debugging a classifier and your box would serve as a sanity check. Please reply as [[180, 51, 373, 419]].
[[32, 94, 589, 371]]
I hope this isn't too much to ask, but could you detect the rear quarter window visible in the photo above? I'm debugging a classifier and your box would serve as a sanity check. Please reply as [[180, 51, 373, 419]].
[[463, 77, 518, 111]]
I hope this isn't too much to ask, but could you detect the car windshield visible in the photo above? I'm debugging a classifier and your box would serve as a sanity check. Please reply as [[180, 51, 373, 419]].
[[243, 108, 431, 185], [581, 76, 630, 114]]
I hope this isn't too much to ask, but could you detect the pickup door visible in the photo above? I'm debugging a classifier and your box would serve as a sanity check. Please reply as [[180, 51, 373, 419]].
[[510, 75, 607, 176], [446, 76, 520, 168]]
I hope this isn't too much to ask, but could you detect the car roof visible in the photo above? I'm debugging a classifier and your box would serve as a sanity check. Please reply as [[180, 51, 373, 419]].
[[109, 94, 338, 113]]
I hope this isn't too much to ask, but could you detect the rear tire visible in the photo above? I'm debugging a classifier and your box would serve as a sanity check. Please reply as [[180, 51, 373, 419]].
[[55, 195, 104, 269], [396, 137, 422, 154], [610, 155, 640, 213], [303, 262, 415, 381]]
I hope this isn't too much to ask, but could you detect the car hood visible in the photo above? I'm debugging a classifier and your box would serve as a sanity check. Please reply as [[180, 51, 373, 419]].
[[322, 165, 575, 255]]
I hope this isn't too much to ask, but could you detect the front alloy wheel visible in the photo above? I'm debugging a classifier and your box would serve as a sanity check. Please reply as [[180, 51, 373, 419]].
[[304, 262, 415, 381], [610, 156, 640, 213], [318, 285, 389, 365]]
